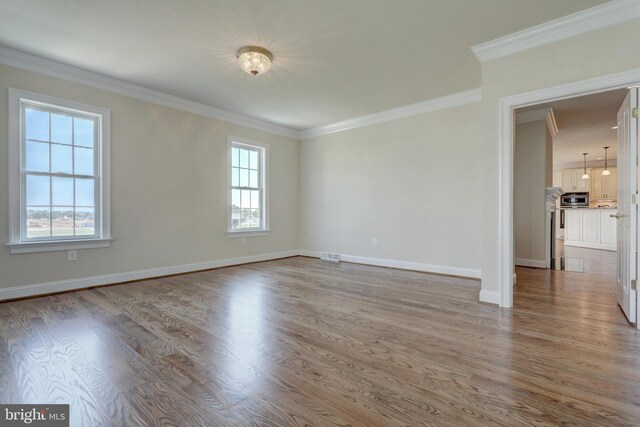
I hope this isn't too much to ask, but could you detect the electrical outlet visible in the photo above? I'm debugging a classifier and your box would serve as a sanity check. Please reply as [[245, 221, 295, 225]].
[[67, 250, 77, 262], [372, 238, 378, 247]]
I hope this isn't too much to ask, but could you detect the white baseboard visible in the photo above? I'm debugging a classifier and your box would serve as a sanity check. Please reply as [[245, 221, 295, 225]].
[[479, 290, 501, 306], [515, 258, 546, 268], [0, 250, 299, 301], [1, 249, 487, 304], [298, 249, 482, 279]]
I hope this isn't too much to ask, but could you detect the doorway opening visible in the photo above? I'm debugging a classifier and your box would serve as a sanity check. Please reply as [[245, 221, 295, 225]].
[[498, 70, 640, 329], [513, 89, 630, 324]]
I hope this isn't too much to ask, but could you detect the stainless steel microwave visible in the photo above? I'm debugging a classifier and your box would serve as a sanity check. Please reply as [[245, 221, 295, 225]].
[[560, 192, 589, 207]]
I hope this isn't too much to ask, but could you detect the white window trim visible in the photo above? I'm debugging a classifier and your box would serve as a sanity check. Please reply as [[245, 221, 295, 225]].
[[227, 136, 270, 236], [7, 88, 112, 254]]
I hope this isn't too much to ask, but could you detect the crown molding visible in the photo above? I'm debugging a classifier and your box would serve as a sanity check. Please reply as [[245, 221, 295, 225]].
[[516, 108, 550, 124], [516, 107, 558, 136], [0, 45, 299, 139], [554, 159, 617, 171], [300, 88, 482, 140], [546, 109, 559, 137], [471, 0, 640, 63]]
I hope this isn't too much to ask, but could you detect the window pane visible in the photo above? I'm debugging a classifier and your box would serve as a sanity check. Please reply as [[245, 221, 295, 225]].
[[249, 170, 258, 188], [26, 207, 51, 238], [52, 207, 74, 236], [239, 149, 249, 168], [241, 190, 251, 208], [51, 113, 72, 144], [75, 207, 95, 236], [25, 109, 49, 141], [250, 190, 260, 209], [231, 167, 239, 187], [74, 147, 94, 175], [25, 140, 49, 172], [239, 169, 249, 187], [249, 209, 260, 227], [52, 177, 74, 206], [51, 144, 73, 174], [231, 207, 241, 229], [26, 175, 50, 205], [232, 147, 239, 167], [74, 117, 94, 147], [75, 178, 95, 207], [241, 208, 251, 228], [250, 150, 258, 170], [231, 189, 240, 208]]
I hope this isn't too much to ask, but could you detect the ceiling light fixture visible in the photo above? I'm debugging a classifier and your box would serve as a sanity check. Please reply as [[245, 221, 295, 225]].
[[236, 46, 273, 76], [581, 153, 590, 180], [602, 146, 611, 176]]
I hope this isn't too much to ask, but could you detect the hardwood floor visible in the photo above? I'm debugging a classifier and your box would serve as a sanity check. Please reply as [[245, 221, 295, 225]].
[[554, 239, 617, 278], [1, 256, 639, 426]]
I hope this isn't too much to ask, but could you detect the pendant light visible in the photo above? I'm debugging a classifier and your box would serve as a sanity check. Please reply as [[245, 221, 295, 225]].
[[581, 153, 590, 179], [601, 146, 611, 176]]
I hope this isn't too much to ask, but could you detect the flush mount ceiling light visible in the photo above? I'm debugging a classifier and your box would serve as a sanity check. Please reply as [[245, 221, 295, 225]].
[[602, 146, 611, 176], [581, 152, 590, 180], [236, 46, 273, 76]]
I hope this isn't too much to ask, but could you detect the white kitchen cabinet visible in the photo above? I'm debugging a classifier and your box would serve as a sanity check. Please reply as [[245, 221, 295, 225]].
[[591, 167, 617, 200], [565, 209, 581, 242], [600, 210, 617, 246], [582, 211, 599, 244], [560, 168, 591, 192], [564, 208, 617, 251]]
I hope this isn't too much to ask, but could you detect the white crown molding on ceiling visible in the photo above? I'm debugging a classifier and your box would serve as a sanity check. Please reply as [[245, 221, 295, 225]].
[[471, 0, 640, 63], [0, 44, 482, 141], [554, 159, 617, 170], [299, 88, 482, 140], [516, 107, 558, 137], [0, 45, 299, 139]]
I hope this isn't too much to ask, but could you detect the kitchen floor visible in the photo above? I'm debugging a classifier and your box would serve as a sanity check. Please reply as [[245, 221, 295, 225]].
[[553, 239, 616, 278]]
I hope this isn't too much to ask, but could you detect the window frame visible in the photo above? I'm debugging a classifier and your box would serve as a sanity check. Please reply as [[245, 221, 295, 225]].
[[7, 88, 112, 254], [227, 136, 269, 236]]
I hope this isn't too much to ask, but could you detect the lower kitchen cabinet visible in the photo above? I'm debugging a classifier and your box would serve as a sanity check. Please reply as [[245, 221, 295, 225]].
[[564, 208, 617, 251]]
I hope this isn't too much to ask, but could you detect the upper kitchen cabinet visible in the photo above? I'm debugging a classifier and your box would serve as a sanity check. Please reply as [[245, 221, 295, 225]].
[[560, 168, 591, 192], [591, 167, 617, 200]]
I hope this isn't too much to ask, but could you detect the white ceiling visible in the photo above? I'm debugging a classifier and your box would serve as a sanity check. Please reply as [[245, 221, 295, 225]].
[[0, 0, 608, 130], [520, 89, 627, 166]]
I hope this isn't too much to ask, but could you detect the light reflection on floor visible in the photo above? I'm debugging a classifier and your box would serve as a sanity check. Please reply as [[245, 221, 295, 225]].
[[550, 257, 584, 273], [224, 281, 265, 385], [555, 239, 617, 278]]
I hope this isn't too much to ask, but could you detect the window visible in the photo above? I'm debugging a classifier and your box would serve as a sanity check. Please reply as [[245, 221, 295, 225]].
[[228, 137, 269, 234], [8, 89, 111, 253]]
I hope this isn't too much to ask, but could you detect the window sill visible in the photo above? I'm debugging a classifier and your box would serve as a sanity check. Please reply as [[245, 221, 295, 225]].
[[227, 229, 271, 238], [7, 238, 113, 254]]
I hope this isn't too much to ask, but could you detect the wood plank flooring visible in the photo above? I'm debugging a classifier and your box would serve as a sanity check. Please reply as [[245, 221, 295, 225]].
[[1, 256, 639, 426]]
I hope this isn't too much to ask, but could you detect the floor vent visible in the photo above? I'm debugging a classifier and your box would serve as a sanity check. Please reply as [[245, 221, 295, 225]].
[[321, 252, 341, 262]]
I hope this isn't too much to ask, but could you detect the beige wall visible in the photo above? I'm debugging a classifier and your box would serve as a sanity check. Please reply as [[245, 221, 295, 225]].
[[299, 102, 483, 274], [0, 64, 299, 289], [514, 120, 552, 264], [2, 17, 639, 301], [481, 18, 640, 296]]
